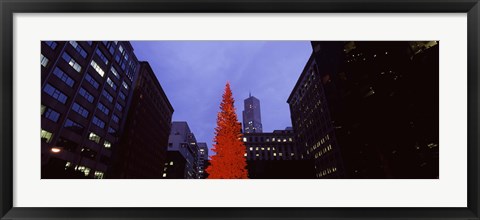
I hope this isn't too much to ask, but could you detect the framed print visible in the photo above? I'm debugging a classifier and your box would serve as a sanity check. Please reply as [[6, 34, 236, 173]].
[[1, 0, 479, 219]]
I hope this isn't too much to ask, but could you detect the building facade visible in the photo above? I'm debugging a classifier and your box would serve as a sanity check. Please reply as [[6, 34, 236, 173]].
[[242, 93, 263, 133], [288, 41, 439, 178], [163, 121, 200, 179], [197, 142, 209, 179], [108, 62, 174, 178], [242, 128, 315, 178], [41, 41, 139, 178]]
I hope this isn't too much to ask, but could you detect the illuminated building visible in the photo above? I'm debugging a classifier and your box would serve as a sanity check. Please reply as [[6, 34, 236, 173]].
[[41, 41, 139, 178]]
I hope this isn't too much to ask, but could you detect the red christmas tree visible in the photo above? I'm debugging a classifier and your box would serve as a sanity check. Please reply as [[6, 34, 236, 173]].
[[206, 82, 248, 179]]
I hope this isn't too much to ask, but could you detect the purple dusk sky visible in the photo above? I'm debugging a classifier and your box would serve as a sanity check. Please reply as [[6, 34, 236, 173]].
[[131, 41, 312, 156]]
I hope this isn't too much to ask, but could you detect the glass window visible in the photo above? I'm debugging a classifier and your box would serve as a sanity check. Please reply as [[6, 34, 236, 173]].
[[97, 102, 110, 115], [110, 66, 120, 79], [102, 90, 113, 103], [78, 87, 94, 103], [88, 132, 101, 143], [41, 54, 49, 67], [108, 127, 116, 135], [84, 73, 100, 89], [122, 81, 129, 91], [72, 102, 89, 118], [52, 67, 75, 87], [43, 84, 68, 104], [92, 116, 105, 129], [64, 119, 84, 135], [41, 129, 53, 143], [111, 114, 120, 123], [44, 41, 57, 50], [69, 41, 88, 59], [43, 107, 60, 122], [103, 141, 111, 149], [106, 77, 117, 90], [114, 103, 123, 112], [95, 49, 109, 65], [61, 52, 82, 72], [90, 60, 105, 77], [118, 91, 126, 101]]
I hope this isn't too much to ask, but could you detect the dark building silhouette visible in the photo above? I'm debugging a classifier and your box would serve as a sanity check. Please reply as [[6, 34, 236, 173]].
[[108, 62, 174, 178], [242, 93, 263, 133], [243, 128, 315, 178], [41, 41, 139, 178], [163, 121, 200, 179], [288, 41, 439, 178]]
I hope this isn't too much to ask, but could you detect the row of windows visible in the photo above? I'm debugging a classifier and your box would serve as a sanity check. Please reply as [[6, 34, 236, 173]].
[[62, 52, 82, 73], [72, 102, 89, 118], [95, 49, 109, 65], [92, 116, 105, 129], [90, 60, 105, 77], [242, 137, 293, 143], [79, 87, 94, 103], [317, 167, 337, 178], [85, 73, 100, 89], [97, 102, 109, 115], [69, 41, 88, 59], [42, 105, 60, 122], [45, 41, 58, 50], [102, 90, 113, 103], [53, 67, 75, 87], [43, 84, 68, 104], [41, 54, 49, 67], [64, 118, 84, 135]]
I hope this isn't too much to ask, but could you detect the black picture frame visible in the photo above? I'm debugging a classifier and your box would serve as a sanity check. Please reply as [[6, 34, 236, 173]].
[[1, 0, 479, 219]]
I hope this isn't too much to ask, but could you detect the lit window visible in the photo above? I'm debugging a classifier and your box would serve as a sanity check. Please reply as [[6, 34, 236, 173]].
[[244, 153, 247, 157], [41, 129, 53, 143], [89, 132, 101, 143], [122, 81, 129, 90], [243, 137, 247, 142], [41, 54, 49, 67], [273, 153, 277, 156], [163, 173, 167, 177], [104, 140, 111, 148], [110, 66, 120, 79], [90, 60, 105, 77], [249, 147, 253, 151], [106, 77, 117, 90], [170, 161, 173, 165], [62, 52, 82, 72], [94, 171, 104, 179]]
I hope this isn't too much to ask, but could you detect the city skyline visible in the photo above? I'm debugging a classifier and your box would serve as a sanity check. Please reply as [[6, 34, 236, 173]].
[[130, 41, 313, 156]]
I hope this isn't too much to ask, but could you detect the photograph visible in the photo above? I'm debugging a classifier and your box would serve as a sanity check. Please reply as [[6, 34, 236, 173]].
[[40, 40, 439, 179]]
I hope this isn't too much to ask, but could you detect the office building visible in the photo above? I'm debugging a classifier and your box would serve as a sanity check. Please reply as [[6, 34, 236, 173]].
[[242, 128, 315, 178], [163, 121, 200, 179], [242, 93, 263, 133], [41, 41, 139, 178], [197, 142, 209, 179], [108, 62, 174, 178], [288, 41, 439, 178]]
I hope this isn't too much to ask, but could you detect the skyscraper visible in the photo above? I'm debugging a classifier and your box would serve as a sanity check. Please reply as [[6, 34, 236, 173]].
[[108, 62, 174, 178], [41, 41, 139, 179], [197, 142, 209, 179], [242, 93, 262, 133]]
